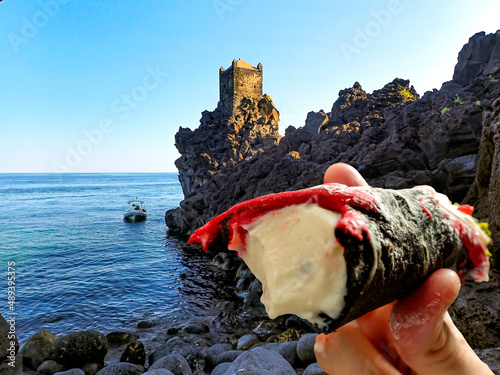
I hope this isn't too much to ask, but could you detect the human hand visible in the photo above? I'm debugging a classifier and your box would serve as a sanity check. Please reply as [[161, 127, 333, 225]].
[[315, 163, 493, 375]]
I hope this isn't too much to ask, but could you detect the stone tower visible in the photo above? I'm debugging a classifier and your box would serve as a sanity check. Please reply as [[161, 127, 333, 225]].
[[218, 59, 263, 118]]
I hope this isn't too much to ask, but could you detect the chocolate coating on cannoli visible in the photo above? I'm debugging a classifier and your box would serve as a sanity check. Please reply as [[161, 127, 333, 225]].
[[189, 183, 490, 332]]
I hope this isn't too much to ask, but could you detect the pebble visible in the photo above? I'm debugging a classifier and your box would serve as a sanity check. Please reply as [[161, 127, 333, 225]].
[[262, 341, 298, 367], [303, 362, 327, 375], [182, 322, 210, 335], [18, 329, 57, 370], [95, 362, 142, 375], [149, 337, 197, 365], [120, 341, 146, 366], [236, 333, 261, 350], [210, 362, 231, 375], [296, 333, 317, 363], [82, 362, 104, 375], [148, 354, 193, 375], [136, 320, 156, 329], [221, 347, 296, 374], [54, 369, 86, 375], [143, 369, 175, 375], [166, 327, 179, 335], [37, 360, 66, 375], [204, 343, 232, 369], [216, 350, 243, 365]]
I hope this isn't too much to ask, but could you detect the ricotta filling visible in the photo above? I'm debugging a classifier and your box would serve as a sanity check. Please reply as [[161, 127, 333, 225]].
[[229, 203, 347, 327]]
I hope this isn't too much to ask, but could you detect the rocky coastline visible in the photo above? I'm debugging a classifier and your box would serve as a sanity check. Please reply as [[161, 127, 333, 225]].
[[3, 30, 500, 375]]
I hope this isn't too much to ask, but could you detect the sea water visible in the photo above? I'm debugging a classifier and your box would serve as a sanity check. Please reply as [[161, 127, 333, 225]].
[[0, 173, 225, 343]]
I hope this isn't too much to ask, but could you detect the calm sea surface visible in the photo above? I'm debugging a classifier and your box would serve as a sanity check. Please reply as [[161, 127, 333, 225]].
[[0, 173, 225, 343]]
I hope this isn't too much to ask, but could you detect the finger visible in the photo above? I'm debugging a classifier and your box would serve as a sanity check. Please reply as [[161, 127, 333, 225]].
[[390, 269, 493, 375], [356, 302, 396, 353], [315, 323, 402, 375], [323, 163, 368, 186]]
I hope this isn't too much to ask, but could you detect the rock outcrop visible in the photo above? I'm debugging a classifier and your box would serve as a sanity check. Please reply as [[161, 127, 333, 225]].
[[453, 31, 500, 86], [166, 94, 280, 233], [464, 96, 500, 268], [167, 31, 500, 260]]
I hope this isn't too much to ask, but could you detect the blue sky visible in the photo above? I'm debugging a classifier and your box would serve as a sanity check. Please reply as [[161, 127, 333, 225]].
[[1, 0, 499, 173]]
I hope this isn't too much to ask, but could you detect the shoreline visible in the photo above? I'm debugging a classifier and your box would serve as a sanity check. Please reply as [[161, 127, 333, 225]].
[[6, 246, 500, 374]]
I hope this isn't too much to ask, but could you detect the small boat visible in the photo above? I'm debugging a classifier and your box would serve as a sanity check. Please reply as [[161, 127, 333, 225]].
[[124, 199, 147, 222]]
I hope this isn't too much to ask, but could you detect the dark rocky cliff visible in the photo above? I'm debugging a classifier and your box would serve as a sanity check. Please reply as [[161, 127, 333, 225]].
[[166, 30, 500, 357], [167, 31, 500, 266]]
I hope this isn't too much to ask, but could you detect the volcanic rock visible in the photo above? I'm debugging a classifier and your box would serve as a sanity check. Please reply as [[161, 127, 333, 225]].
[[49, 331, 108, 368], [19, 329, 57, 370], [0, 313, 22, 375]]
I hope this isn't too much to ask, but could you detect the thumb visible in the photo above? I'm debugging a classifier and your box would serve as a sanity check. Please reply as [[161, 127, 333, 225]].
[[390, 269, 492, 375]]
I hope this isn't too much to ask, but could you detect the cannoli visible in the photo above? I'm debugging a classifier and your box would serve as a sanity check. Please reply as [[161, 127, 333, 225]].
[[189, 183, 491, 331]]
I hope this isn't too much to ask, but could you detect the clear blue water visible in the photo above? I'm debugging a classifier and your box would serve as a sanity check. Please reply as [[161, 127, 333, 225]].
[[0, 173, 223, 343]]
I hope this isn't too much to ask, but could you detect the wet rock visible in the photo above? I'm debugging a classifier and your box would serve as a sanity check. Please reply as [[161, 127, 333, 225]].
[[95, 362, 141, 375], [54, 369, 85, 375], [236, 269, 254, 291], [182, 322, 209, 335], [236, 333, 261, 350], [120, 341, 146, 366], [149, 337, 197, 365], [216, 350, 242, 366], [166, 327, 179, 335], [203, 343, 232, 369], [0, 313, 21, 375], [252, 320, 282, 341], [303, 363, 327, 375], [137, 321, 156, 329], [37, 360, 66, 375], [243, 279, 266, 317], [148, 354, 192, 375], [20, 329, 57, 370], [296, 334, 317, 364], [50, 331, 108, 368], [106, 332, 139, 346], [220, 347, 295, 374]]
